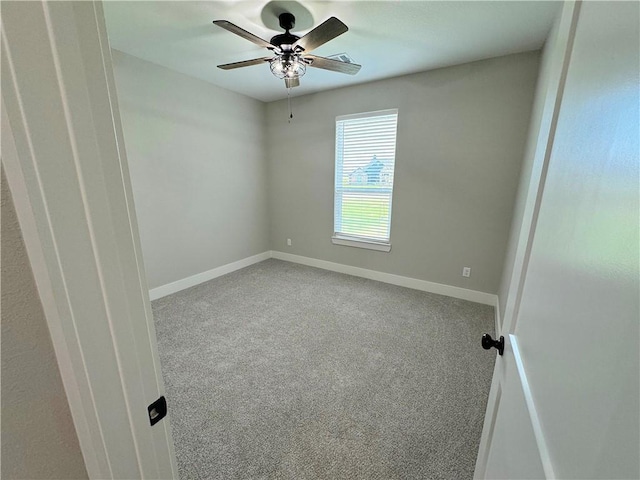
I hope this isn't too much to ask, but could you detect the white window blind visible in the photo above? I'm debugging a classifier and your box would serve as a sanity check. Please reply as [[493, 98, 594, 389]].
[[334, 109, 398, 246]]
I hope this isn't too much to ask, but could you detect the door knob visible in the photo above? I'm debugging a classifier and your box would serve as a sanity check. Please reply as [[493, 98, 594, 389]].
[[482, 333, 504, 356]]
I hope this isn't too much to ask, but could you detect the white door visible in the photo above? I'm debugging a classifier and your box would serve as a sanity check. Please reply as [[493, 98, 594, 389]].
[[477, 1, 639, 478], [2, 1, 178, 478]]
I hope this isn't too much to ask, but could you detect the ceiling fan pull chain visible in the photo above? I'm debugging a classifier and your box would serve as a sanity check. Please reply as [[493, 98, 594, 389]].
[[288, 86, 293, 121]]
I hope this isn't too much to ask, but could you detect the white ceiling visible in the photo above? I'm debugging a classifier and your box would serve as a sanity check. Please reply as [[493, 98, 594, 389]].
[[103, 1, 560, 102]]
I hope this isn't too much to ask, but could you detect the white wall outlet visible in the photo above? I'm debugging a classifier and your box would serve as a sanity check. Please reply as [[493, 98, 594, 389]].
[[462, 267, 471, 277], [287, 238, 292, 246]]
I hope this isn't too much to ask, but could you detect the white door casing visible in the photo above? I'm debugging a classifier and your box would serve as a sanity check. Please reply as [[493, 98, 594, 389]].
[[477, 1, 640, 478], [1, 1, 177, 478]]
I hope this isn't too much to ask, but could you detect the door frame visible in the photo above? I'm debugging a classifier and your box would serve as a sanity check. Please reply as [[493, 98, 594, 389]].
[[2, 1, 177, 477], [473, 2, 581, 478]]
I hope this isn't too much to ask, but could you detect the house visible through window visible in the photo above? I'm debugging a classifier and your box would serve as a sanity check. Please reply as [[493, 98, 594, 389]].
[[333, 109, 398, 252]]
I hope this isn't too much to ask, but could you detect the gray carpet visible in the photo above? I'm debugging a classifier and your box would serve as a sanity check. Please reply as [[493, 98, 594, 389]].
[[152, 259, 496, 479]]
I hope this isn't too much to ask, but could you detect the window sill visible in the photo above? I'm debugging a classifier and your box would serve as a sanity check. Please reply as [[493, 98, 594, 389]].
[[331, 235, 391, 252]]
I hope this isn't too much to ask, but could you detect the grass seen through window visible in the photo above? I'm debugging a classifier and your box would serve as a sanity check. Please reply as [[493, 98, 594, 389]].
[[340, 194, 390, 239]]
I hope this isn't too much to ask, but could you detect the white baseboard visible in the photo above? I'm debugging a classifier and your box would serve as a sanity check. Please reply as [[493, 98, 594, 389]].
[[150, 250, 498, 306], [148, 251, 271, 300], [271, 251, 497, 306]]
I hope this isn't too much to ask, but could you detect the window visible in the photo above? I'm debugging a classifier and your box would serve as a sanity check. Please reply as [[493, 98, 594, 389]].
[[333, 109, 398, 252]]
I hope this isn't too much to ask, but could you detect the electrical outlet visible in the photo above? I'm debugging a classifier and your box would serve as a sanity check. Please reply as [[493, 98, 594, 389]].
[[462, 267, 471, 278], [287, 238, 292, 246]]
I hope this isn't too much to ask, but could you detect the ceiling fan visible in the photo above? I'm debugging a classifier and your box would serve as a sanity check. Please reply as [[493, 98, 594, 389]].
[[213, 13, 361, 89]]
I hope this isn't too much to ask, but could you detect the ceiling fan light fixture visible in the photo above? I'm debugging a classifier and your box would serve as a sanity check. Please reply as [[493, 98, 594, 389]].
[[269, 54, 306, 79]]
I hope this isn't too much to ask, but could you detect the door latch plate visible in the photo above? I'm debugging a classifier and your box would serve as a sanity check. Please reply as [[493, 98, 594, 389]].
[[148, 396, 167, 426]]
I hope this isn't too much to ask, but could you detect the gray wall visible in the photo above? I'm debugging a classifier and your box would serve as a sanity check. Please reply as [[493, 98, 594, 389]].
[[112, 50, 269, 289], [1, 168, 88, 480], [267, 52, 540, 294]]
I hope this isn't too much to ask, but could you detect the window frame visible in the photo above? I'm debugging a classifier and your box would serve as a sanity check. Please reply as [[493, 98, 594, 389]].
[[332, 108, 399, 252]]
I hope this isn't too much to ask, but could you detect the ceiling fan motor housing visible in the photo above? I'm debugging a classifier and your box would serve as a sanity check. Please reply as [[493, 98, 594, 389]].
[[270, 32, 300, 49], [270, 13, 300, 51]]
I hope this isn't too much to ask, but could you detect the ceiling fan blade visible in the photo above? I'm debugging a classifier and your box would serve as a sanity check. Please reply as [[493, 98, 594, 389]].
[[213, 20, 277, 50], [304, 54, 361, 75], [284, 77, 300, 88], [293, 17, 348, 53], [217, 57, 271, 70]]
